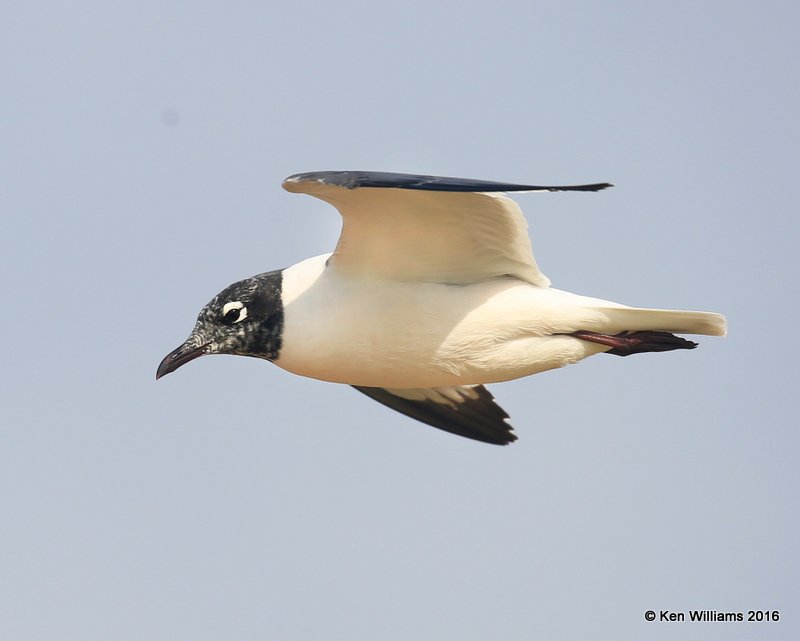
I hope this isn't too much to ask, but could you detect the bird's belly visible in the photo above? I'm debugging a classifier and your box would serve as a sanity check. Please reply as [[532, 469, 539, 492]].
[[275, 267, 608, 388], [276, 288, 465, 387], [277, 320, 603, 388]]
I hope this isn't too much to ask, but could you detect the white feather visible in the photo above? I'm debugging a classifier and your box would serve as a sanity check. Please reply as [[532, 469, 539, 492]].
[[276, 255, 725, 388], [282, 181, 549, 286]]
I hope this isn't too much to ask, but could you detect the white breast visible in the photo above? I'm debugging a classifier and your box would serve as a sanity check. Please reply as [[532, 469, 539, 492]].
[[274, 254, 610, 388]]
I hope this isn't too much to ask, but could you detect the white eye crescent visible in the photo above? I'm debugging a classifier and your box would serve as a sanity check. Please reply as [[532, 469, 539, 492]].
[[222, 301, 248, 323]]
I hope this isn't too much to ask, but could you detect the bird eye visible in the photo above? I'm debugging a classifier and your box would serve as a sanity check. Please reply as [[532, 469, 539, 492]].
[[221, 301, 248, 324]]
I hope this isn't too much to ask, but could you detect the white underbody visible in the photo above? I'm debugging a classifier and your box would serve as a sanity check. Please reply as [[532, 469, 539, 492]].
[[274, 254, 726, 389]]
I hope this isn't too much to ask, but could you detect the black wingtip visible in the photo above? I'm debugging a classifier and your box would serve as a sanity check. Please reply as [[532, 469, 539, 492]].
[[352, 385, 517, 446], [553, 182, 614, 192]]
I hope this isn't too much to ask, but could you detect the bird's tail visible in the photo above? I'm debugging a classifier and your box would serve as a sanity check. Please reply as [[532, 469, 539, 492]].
[[598, 307, 727, 337], [568, 307, 725, 357]]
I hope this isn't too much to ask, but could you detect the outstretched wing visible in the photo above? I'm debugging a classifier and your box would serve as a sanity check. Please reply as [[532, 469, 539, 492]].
[[352, 384, 516, 445], [283, 171, 611, 286]]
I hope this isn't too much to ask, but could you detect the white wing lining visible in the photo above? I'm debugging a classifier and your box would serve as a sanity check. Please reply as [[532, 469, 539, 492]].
[[284, 178, 550, 286]]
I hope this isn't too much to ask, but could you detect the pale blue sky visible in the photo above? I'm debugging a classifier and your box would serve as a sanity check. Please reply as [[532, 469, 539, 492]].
[[2, 2, 797, 640]]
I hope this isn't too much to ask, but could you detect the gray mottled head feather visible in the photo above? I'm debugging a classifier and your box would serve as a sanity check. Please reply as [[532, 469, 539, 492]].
[[190, 270, 284, 360]]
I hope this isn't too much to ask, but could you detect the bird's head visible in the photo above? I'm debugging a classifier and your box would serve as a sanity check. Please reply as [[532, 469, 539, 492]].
[[156, 271, 284, 380]]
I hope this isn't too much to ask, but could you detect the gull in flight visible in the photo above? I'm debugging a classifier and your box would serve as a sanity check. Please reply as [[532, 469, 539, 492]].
[[157, 171, 726, 445]]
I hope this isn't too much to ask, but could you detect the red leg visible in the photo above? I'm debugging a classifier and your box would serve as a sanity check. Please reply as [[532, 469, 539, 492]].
[[570, 330, 698, 356]]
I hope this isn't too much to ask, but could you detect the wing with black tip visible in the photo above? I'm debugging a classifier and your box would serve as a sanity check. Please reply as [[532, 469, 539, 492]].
[[352, 384, 517, 445], [283, 170, 611, 287]]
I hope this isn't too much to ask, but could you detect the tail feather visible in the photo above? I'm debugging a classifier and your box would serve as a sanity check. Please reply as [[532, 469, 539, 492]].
[[598, 307, 727, 337]]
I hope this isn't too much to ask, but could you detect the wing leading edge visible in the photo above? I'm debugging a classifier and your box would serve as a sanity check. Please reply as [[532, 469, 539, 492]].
[[284, 170, 612, 193]]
